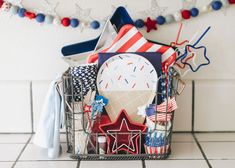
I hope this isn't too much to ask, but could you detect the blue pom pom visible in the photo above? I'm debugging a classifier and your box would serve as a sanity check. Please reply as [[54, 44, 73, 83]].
[[156, 15, 166, 25], [70, 18, 79, 28], [211, 1, 223, 10], [90, 20, 100, 29], [134, 19, 145, 28], [36, 13, 45, 23], [18, 8, 26, 18], [190, 7, 199, 17]]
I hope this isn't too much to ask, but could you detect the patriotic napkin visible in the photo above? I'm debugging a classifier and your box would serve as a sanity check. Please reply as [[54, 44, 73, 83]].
[[138, 97, 178, 122], [88, 24, 176, 72], [147, 97, 177, 122]]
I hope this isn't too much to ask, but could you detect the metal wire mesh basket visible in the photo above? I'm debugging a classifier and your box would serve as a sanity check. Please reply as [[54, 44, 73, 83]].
[[62, 66, 185, 161]]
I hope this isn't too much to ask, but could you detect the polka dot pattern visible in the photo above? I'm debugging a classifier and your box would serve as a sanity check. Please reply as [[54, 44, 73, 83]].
[[69, 64, 97, 101]]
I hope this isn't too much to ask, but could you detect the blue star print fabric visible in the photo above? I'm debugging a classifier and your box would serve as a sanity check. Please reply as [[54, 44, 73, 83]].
[[69, 64, 97, 101]]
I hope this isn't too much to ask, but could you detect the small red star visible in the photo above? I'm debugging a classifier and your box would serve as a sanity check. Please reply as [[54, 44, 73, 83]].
[[145, 17, 157, 33], [84, 104, 92, 113]]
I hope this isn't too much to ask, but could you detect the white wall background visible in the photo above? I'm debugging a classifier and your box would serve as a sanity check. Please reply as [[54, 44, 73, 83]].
[[0, 0, 235, 133]]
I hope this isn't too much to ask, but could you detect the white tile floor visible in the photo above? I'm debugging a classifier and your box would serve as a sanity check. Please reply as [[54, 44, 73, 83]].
[[0, 133, 235, 168]]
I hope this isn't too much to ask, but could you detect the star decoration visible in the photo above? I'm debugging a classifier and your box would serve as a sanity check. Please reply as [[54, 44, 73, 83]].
[[137, 105, 147, 117], [91, 95, 108, 119], [83, 104, 92, 113], [88, 24, 176, 71], [139, 0, 167, 17], [99, 110, 146, 154], [9, 0, 23, 7], [71, 4, 92, 20], [175, 26, 211, 73], [42, 0, 60, 17], [145, 17, 157, 33], [103, 4, 128, 21], [182, 45, 209, 72], [70, 3, 92, 32], [174, 52, 196, 77], [182, 0, 197, 9]]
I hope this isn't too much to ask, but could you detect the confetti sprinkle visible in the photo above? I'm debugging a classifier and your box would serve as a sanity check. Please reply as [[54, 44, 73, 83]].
[[99, 80, 103, 85], [140, 65, 144, 71], [101, 69, 104, 74], [127, 62, 133, 65], [105, 62, 109, 68], [133, 66, 136, 72], [146, 82, 150, 88], [118, 75, 122, 80], [150, 69, 154, 73], [132, 83, 136, 88], [119, 56, 123, 59], [105, 83, 109, 89], [125, 79, 129, 84], [145, 62, 149, 65]]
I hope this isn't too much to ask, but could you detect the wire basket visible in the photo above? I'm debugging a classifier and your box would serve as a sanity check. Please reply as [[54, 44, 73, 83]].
[[62, 66, 185, 160]]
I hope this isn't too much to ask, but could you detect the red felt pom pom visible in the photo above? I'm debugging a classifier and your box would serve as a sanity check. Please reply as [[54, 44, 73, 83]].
[[0, 0, 4, 8], [25, 12, 36, 19], [61, 18, 70, 27], [145, 17, 157, 33], [181, 10, 191, 20], [228, 0, 235, 4]]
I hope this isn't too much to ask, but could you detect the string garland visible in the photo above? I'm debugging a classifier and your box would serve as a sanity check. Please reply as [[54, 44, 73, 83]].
[[137, 0, 235, 32], [0, 0, 235, 30]]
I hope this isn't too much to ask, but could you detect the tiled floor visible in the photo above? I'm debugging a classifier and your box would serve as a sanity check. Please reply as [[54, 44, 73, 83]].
[[0, 133, 235, 168]]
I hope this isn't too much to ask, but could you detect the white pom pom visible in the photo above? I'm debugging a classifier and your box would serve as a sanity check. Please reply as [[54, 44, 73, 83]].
[[81, 22, 88, 28], [53, 17, 61, 26], [199, 4, 212, 13], [173, 11, 182, 22], [221, 0, 229, 7]]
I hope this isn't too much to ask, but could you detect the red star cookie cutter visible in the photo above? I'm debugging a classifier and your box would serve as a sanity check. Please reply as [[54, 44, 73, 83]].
[[99, 109, 147, 154]]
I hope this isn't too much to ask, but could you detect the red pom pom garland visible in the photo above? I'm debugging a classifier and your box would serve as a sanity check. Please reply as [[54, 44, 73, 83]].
[[0, 0, 235, 31]]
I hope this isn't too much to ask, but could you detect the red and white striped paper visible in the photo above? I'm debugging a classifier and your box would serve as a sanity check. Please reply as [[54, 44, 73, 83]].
[[88, 24, 176, 71], [144, 144, 169, 155]]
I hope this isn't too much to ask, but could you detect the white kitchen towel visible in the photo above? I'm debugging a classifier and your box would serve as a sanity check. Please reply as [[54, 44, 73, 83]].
[[33, 76, 65, 159]]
